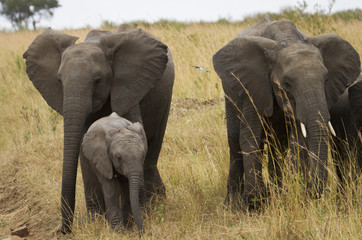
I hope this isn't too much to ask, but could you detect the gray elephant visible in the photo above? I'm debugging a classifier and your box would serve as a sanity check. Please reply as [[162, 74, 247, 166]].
[[82, 112, 147, 235], [23, 25, 174, 233], [213, 15, 360, 208], [330, 74, 362, 193]]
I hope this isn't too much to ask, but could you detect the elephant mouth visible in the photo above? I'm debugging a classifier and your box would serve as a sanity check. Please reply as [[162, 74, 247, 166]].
[[298, 120, 336, 138]]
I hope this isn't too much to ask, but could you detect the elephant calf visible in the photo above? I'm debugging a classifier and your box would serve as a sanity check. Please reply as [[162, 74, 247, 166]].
[[81, 112, 147, 236]]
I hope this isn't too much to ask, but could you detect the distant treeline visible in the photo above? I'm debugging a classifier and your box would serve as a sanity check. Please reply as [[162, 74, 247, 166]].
[[246, 8, 362, 23], [100, 8, 362, 30]]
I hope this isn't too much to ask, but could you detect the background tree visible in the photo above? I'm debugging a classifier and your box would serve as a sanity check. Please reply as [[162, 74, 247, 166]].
[[0, 0, 59, 30]]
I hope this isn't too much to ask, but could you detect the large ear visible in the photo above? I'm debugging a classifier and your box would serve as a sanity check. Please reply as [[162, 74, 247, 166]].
[[23, 28, 78, 115], [213, 36, 278, 117], [82, 125, 114, 180], [100, 29, 168, 117], [307, 33, 361, 108]]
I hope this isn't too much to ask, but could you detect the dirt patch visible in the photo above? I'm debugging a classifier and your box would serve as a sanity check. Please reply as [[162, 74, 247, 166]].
[[170, 97, 223, 116]]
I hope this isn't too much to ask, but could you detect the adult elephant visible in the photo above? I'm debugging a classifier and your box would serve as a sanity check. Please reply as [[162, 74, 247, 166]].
[[23, 25, 174, 233], [213, 15, 360, 208], [330, 74, 362, 193]]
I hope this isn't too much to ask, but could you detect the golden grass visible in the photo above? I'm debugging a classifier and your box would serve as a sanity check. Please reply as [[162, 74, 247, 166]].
[[0, 19, 361, 239]]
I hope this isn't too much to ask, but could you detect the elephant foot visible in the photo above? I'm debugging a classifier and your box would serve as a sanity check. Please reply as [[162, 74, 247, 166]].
[[110, 221, 125, 233], [60, 214, 74, 235], [57, 228, 68, 237], [306, 175, 327, 199], [143, 166, 166, 203], [240, 185, 267, 211], [123, 215, 134, 230], [143, 183, 166, 209], [59, 227, 69, 235], [224, 190, 244, 210], [107, 213, 125, 231], [83, 204, 105, 225], [306, 182, 324, 199], [224, 180, 248, 210]]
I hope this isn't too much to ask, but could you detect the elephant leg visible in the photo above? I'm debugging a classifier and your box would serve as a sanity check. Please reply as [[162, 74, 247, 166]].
[[352, 138, 362, 183], [332, 135, 360, 196], [124, 101, 169, 203], [266, 111, 288, 189], [239, 103, 266, 210], [119, 176, 133, 229], [224, 97, 244, 207], [101, 177, 124, 230], [267, 142, 283, 188], [142, 101, 171, 202], [79, 151, 105, 218]]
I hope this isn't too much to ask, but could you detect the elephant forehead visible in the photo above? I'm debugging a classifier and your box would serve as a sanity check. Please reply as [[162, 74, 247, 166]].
[[277, 44, 322, 68], [104, 114, 131, 127], [263, 20, 304, 42], [59, 44, 111, 79], [105, 119, 131, 129], [110, 134, 146, 156], [62, 43, 108, 63], [87, 114, 132, 133]]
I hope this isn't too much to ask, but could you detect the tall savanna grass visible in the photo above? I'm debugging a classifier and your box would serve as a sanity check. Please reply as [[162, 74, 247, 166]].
[[0, 14, 361, 239]]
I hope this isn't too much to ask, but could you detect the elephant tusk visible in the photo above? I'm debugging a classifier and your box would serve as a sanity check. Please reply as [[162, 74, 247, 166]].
[[328, 121, 336, 137], [300, 122, 307, 138]]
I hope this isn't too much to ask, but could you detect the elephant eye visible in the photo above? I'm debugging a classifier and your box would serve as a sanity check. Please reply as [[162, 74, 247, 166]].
[[57, 74, 62, 83], [115, 153, 122, 160], [282, 81, 291, 90], [94, 77, 102, 86]]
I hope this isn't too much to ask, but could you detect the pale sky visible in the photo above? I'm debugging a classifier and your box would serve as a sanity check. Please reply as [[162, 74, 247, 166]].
[[0, 0, 361, 30]]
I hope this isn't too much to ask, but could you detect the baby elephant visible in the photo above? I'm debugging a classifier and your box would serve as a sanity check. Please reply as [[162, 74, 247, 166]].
[[82, 112, 147, 235]]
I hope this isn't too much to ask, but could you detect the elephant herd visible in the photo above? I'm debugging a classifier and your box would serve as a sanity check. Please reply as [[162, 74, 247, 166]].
[[23, 15, 361, 236]]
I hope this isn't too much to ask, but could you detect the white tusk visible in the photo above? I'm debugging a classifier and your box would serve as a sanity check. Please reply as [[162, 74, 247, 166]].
[[300, 122, 307, 138], [328, 121, 336, 137]]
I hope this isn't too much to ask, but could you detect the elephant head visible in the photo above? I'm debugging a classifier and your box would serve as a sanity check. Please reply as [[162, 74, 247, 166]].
[[82, 112, 147, 235], [213, 18, 360, 195], [23, 28, 168, 232]]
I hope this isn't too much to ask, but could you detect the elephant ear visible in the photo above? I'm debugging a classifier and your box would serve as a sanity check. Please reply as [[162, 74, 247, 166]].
[[307, 33, 361, 108], [213, 36, 278, 117], [100, 29, 168, 117], [82, 125, 114, 180], [23, 28, 78, 115]]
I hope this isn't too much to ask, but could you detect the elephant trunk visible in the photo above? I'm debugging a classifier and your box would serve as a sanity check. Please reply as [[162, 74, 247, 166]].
[[128, 173, 144, 237], [299, 92, 329, 196], [307, 118, 329, 194], [60, 90, 91, 233]]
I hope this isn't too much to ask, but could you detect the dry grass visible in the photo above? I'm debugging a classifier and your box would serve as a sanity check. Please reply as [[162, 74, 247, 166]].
[[0, 18, 361, 239]]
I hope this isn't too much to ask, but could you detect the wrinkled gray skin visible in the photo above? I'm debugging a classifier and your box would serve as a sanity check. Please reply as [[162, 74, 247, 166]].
[[82, 112, 147, 236], [213, 15, 360, 208], [23, 25, 174, 233], [330, 74, 362, 193]]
